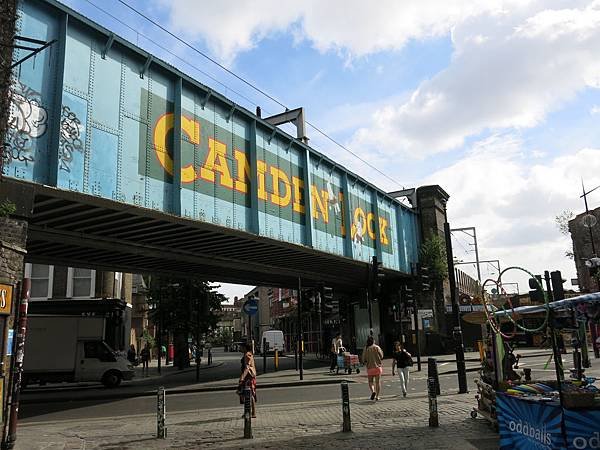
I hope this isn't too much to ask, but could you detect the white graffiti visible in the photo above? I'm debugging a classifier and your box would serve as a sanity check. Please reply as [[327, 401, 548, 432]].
[[326, 179, 341, 215], [8, 91, 48, 138]]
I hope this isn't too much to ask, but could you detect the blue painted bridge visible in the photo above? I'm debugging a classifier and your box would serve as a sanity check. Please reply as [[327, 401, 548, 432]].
[[1, 0, 421, 289]]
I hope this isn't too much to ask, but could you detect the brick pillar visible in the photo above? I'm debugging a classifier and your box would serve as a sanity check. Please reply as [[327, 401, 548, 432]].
[[0, 215, 27, 442], [416, 185, 451, 346]]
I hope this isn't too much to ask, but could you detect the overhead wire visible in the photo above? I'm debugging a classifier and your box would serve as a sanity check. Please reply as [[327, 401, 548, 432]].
[[109, 0, 404, 189]]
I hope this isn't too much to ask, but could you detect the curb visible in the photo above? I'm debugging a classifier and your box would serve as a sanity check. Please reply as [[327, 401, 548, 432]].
[[21, 362, 224, 395], [20, 377, 352, 405]]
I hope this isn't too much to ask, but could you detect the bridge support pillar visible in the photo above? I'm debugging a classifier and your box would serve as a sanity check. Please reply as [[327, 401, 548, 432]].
[[0, 212, 28, 448]]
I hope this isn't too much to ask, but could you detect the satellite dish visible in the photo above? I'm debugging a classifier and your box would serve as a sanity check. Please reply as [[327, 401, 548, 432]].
[[582, 214, 598, 228]]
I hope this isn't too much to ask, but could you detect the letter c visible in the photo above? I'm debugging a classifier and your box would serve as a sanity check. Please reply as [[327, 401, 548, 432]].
[[153, 113, 201, 183]]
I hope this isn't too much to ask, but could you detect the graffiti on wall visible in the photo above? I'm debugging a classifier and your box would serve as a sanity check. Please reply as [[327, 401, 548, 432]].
[[58, 105, 83, 172], [3, 80, 48, 167]]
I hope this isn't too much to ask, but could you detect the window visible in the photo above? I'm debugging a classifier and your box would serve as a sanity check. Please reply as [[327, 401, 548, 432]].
[[67, 268, 96, 298], [24, 264, 54, 300]]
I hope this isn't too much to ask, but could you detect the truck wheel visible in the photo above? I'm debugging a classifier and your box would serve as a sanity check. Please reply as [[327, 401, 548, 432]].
[[102, 370, 122, 388]]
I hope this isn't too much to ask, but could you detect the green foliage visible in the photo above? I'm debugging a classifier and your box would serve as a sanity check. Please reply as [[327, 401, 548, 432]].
[[555, 209, 574, 236], [555, 210, 575, 260], [0, 200, 16, 217], [146, 276, 225, 338], [142, 329, 155, 349], [419, 234, 448, 281]]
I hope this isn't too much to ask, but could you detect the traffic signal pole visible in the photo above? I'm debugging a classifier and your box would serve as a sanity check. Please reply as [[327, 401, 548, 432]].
[[297, 277, 303, 381]]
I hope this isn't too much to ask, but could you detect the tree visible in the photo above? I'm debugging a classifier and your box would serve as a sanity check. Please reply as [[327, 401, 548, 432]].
[[419, 234, 449, 338], [555, 209, 575, 260], [147, 276, 225, 369]]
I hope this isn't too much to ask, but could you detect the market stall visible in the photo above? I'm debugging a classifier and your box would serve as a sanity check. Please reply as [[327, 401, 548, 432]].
[[472, 291, 600, 450]]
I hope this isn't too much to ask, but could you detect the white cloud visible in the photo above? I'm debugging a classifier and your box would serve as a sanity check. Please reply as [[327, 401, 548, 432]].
[[156, 0, 525, 64], [350, 1, 600, 157], [591, 105, 600, 114], [424, 136, 600, 289]]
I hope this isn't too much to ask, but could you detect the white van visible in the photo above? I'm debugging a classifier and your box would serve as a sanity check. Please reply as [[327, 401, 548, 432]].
[[261, 330, 284, 355]]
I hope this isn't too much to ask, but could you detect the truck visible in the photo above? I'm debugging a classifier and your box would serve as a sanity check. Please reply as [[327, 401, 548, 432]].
[[23, 315, 134, 388], [261, 330, 285, 355]]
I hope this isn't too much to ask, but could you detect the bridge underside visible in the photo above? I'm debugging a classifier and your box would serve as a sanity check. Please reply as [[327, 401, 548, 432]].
[[2, 179, 407, 291]]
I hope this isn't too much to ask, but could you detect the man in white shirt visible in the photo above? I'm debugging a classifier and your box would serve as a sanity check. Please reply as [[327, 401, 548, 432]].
[[330, 333, 343, 373]]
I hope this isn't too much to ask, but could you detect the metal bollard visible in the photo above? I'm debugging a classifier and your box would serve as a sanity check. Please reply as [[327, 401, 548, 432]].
[[274, 350, 279, 371], [243, 386, 253, 439], [341, 381, 351, 432], [208, 348, 212, 366], [263, 338, 268, 374], [427, 357, 440, 396], [294, 342, 298, 371], [427, 377, 439, 427], [523, 367, 532, 382], [157, 386, 167, 438]]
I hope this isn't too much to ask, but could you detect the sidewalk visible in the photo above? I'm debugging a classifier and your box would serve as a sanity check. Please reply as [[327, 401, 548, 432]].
[[15, 389, 499, 449]]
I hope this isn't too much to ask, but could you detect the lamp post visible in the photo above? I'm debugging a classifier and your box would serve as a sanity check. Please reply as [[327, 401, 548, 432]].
[[442, 200, 468, 394]]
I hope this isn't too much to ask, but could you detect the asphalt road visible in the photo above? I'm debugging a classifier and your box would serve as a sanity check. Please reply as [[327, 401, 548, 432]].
[[21, 351, 597, 424]]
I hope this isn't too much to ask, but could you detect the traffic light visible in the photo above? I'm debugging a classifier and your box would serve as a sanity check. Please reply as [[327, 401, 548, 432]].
[[320, 286, 336, 312], [528, 275, 544, 303], [371, 256, 385, 300], [301, 290, 315, 312], [416, 263, 431, 292], [401, 284, 415, 306], [550, 270, 566, 300]]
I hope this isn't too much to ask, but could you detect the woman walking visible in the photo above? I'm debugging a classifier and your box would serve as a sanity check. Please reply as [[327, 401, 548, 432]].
[[392, 341, 412, 397], [362, 336, 384, 401], [238, 343, 257, 418]]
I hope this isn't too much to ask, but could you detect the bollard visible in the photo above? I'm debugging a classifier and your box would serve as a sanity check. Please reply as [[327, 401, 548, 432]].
[[274, 349, 279, 371], [294, 342, 298, 371], [427, 377, 439, 427], [243, 386, 253, 439], [427, 358, 440, 396], [157, 386, 167, 438], [208, 348, 213, 366], [523, 367, 532, 382], [263, 338, 268, 374], [341, 381, 351, 432]]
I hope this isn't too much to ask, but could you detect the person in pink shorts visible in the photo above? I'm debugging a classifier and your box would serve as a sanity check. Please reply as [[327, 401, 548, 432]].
[[362, 335, 384, 400]]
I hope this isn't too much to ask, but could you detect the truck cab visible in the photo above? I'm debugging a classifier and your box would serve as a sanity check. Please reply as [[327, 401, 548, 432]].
[[76, 340, 133, 387]]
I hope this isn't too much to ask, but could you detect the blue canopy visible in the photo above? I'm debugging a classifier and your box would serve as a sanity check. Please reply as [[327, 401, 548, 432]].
[[494, 292, 600, 317]]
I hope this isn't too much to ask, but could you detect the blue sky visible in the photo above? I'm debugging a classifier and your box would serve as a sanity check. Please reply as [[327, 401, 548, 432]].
[[59, 0, 600, 299]]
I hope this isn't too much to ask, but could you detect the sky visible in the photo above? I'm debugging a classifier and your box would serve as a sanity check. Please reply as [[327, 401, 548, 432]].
[[60, 0, 600, 301]]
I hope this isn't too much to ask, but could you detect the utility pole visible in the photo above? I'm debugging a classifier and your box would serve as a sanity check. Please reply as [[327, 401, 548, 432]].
[[443, 201, 468, 394]]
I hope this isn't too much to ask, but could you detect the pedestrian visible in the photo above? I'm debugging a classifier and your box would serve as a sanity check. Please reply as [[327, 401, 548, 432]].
[[362, 335, 384, 401], [127, 344, 137, 366], [330, 333, 343, 374], [392, 341, 412, 397], [238, 343, 257, 418], [140, 343, 150, 377]]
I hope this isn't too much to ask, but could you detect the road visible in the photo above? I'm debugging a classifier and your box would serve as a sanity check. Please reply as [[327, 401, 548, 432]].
[[21, 350, 599, 424]]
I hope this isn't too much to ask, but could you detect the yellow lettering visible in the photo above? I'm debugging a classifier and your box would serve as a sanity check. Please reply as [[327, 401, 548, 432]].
[[153, 113, 201, 183], [379, 217, 389, 245], [311, 186, 329, 224], [234, 149, 251, 194], [257, 160, 267, 200], [200, 138, 233, 189], [270, 167, 292, 207], [367, 212, 376, 240], [292, 177, 305, 214]]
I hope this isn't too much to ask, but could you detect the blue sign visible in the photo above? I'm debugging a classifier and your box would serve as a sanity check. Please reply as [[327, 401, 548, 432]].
[[5, 329, 13, 356], [497, 393, 565, 450], [564, 408, 600, 450], [243, 299, 259, 316]]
